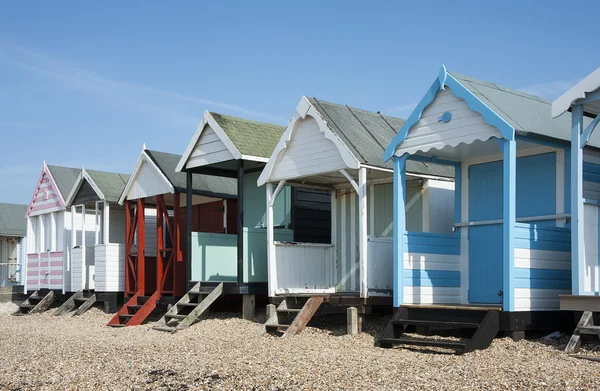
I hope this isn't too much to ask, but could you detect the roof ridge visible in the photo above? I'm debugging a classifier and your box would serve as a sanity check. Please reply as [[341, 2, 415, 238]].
[[209, 111, 285, 129], [311, 98, 366, 162]]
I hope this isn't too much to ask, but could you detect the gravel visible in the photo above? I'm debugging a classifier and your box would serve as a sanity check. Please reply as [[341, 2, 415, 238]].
[[0, 308, 599, 390]]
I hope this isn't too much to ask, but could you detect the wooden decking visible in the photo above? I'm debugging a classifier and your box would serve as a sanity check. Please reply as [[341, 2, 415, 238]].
[[560, 294, 600, 312], [401, 304, 502, 311]]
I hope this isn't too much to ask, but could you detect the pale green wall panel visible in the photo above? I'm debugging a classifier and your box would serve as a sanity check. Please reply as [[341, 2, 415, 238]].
[[190, 232, 237, 282]]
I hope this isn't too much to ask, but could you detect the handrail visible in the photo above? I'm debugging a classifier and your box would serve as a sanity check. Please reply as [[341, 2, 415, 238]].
[[274, 241, 334, 248], [453, 213, 571, 230]]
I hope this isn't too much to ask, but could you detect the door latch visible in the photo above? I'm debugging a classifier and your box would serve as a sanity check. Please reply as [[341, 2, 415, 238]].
[[498, 290, 503, 296]]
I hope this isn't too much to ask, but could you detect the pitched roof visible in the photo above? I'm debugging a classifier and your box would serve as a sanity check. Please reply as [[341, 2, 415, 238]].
[[84, 170, 130, 203], [308, 98, 455, 178], [209, 112, 286, 159], [146, 150, 237, 198], [46, 165, 81, 199], [449, 71, 599, 148], [0, 203, 27, 237]]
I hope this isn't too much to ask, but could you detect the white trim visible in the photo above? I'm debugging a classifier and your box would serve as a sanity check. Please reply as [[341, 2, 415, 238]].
[[269, 180, 286, 208], [118, 150, 175, 204], [240, 154, 268, 163], [359, 164, 393, 173], [64, 168, 106, 207], [340, 193, 346, 291], [258, 96, 360, 186], [330, 190, 337, 289], [369, 184, 375, 237], [339, 169, 359, 193], [176, 111, 243, 172], [552, 67, 600, 118], [358, 167, 368, 298], [350, 191, 356, 292], [28, 205, 63, 217], [266, 182, 276, 297], [103, 201, 110, 245]]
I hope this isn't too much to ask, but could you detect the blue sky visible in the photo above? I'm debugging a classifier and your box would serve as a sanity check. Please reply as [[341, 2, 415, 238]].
[[1, 1, 599, 204]]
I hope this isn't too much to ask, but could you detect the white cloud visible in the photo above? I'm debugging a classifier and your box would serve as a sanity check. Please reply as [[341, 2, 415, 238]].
[[381, 102, 417, 117], [518, 80, 576, 100], [0, 40, 288, 124]]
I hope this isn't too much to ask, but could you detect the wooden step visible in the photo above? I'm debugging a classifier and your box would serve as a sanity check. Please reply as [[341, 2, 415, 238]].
[[153, 326, 176, 333], [578, 326, 600, 335], [378, 337, 467, 350], [277, 308, 301, 313], [74, 297, 89, 302], [165, 314, 187, 320], [108, 324, 126, 328], [391, 320, 480, 328], [265, 323, 290, 330], [153, 282, 223, 333], [107, 291, 159, 327]]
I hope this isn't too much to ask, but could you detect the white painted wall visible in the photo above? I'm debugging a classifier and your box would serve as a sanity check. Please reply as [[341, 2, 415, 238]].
[[270, 116, 348, 181], [395, 88, 502, 157], [427, 180, 455, 234], [127, 160, 172, 201], [94, 243, 125, 292], [186, 124, 235, 168], [273, 243, 335, 294]]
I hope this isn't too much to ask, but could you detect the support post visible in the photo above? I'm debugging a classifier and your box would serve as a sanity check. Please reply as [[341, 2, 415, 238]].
[[81, 204, 86, 290], [502, 139, 516, 311], [393, 155, 408, 308], [347, 306, 359, 335], [358, 167, 368, 299], [266, 182, 276, 297], [103, 201, 110, 245], [71, 206, 76, 249], [571, 104, 584, 295], [137, 198, 145, 295], [242, 294, 255, 320], [94, 201, 100, 245], [186, 171, 193, 291], [237, 159, 244, 288], [174, 192, 181, 295], [125, 200, 131, 295], [156, 195, 164, 295]]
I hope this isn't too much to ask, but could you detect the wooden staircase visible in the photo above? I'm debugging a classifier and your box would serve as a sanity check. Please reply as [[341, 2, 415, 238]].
[[565, 311, 600, 353], [377, 306, 500, 354], [153, 282, 224, 333], [264, 296, 324, 337], [54, 290, 97, 317], [13, 290, 54, 315], [107, 290, 160, 327]]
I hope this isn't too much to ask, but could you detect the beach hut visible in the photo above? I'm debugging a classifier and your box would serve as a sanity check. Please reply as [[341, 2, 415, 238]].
[[379, 66, 579, 353], [18, 164, 85, 314], [176, 111, 329, 331], [552, 67, 600, 352], [257, 97, 454, 335], [108, 148, 237, 327], [56, 168, 129, 314], [0, 203, 27, 290]]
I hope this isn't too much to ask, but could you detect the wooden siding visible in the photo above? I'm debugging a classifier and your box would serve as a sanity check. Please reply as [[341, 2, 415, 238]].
[[270, 116, 348, 181], [583, 203, 600, 294], [126, 160, 172, 201], [72, 180, 101, 205], [273, 243, 335, 294], [513, 224, 571, 311], [244, 228, 293, 283], [71, 246, 95, 291], [186, 125, 236, 168], [28, 170, 63, 216], [396, 88, 502, 156], [94, 243, 125, 292], [367, 237, 393, 293]]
